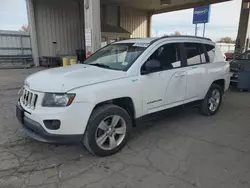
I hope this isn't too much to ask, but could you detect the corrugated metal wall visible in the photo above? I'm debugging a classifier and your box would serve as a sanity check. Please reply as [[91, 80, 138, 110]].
[[34, 0, 83, 57], [0, 30, 32, 56], [105, 5, 118, 26], [120, 7, 148, 38]]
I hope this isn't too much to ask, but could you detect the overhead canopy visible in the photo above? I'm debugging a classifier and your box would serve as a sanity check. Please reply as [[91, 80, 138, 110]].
[[102, 0, 231, 14], [101, 24, 131, 34]]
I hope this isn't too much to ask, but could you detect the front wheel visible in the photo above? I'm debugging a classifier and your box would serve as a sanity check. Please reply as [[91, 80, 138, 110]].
[[83, 104, 132, 157], [200, 84, 223, 116]]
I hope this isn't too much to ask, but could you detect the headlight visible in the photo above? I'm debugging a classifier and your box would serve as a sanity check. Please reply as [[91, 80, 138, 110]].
[[42, 93, 75, 107]]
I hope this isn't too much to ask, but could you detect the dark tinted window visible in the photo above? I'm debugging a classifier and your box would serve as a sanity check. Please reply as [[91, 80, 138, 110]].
[[205, 44, 215, 62], [237, 50, 250, 60], [185, 43, 209, 65], [199, 44, 207, 63], [147, 43, 181, 70]]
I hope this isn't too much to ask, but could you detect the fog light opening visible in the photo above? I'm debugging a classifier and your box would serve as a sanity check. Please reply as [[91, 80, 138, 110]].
[[44, 120, 61, 130]]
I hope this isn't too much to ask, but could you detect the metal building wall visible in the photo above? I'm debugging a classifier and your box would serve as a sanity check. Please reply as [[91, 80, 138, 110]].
[[0, 30, 32, 56], [120, 7, 148, 38], [105, 5, 118, 26], [34, 0, 83, 57]]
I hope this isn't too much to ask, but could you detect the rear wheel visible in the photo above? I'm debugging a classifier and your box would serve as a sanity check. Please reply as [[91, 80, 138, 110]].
[[83, 104, 132, 157], [200, 84, 222, 116]]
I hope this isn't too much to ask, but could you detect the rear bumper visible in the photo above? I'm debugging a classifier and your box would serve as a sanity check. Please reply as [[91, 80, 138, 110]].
[[17, 105, 82, 144]]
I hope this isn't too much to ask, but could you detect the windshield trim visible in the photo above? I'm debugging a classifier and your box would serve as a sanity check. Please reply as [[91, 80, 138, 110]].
[[122, 42, 153, 71], [123, 43, 152, 71], [88, 63, 123, 71]]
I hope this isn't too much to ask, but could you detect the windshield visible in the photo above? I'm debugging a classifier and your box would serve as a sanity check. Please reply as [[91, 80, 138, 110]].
[[83, 43, 147, 71], [236, 50, 250, 60]]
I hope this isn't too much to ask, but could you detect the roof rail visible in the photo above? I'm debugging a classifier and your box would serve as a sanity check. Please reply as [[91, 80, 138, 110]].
[[116, 37, 144, 42], [149, 35, 212, 45], [160, 35, 212, 41]]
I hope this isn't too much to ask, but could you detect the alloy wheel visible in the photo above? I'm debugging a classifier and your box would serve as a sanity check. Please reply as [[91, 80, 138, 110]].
[[95, 115, 126, 150], [208, 89, 221, 112]]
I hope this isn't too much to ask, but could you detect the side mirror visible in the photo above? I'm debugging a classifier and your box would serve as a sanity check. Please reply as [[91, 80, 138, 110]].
[[141, 59, 161, 75]]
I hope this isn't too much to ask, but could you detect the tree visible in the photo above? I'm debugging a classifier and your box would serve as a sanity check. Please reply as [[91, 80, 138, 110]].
[[170, 31, 181, 36], [217, 37, 235, 43], [20, 25, 29, 32], [174, 31, 181, 36]]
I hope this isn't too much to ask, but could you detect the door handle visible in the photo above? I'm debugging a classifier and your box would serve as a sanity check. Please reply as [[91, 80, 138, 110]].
[[175, 73, 186, 77]]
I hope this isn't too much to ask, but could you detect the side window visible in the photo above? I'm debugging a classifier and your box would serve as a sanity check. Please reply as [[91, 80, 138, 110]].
[[184, 43, 209, 65], [199, 44, 208, 63], [240, 50, 250, 60], [184, 43, 201, 65], [244, 51, 250, 59], [205, 44, 215, 63], [146, 43, 181, 70]]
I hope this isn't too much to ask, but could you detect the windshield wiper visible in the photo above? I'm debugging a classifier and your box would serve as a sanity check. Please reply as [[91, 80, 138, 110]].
[[90, 63, 111, 69]]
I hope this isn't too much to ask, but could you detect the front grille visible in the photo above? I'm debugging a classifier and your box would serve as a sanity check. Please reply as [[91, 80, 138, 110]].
[[21, 88, 38, 109]]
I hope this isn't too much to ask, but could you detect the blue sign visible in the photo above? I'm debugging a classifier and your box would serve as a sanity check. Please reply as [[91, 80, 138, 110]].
[[193, 5, 210, 24]]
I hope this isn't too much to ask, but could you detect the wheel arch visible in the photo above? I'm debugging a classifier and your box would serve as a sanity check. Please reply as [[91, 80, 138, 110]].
[[212, 79, 225, 92], [92, 97, 136, 126]]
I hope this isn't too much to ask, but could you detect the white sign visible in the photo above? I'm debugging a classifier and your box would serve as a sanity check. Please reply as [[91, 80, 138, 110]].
[[194, 9, 209, 15], [85, 28, 92, 47]]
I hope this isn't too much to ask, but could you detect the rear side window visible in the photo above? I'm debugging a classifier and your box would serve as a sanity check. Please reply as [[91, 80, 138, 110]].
[[205, 44, 215, 62], [184, 43, 203, 65], [184, 43, 210, 65], [199, 44, 208, 63]]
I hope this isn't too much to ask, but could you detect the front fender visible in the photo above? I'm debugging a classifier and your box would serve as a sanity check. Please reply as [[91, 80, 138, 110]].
[[69, 77, 143, 118]]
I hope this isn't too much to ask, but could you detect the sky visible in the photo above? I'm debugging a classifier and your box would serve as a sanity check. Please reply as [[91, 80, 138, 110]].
[[0, 0, 242, 41], [0, 0, 28, 30], [152, 0, 242, 41]]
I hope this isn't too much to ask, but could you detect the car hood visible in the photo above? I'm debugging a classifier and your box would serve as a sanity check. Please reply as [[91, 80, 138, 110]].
[[25, 64, 127, 92]]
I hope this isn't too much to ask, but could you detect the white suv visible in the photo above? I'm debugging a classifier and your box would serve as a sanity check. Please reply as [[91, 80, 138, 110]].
[[16, 36, 230, 156]]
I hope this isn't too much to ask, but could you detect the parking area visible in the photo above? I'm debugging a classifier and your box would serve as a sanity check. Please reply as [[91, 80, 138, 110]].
[[0, 68, 250, 188]]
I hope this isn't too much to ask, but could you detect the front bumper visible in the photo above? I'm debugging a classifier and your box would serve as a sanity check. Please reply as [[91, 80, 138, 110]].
[[16, 104, 83, 144]]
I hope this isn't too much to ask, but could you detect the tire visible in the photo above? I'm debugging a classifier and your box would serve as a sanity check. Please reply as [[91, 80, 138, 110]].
[[83, 104, 132, 157], [200, 84, 223, 116]]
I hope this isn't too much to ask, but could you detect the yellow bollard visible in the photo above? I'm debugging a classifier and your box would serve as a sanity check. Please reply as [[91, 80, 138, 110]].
[[63, 57, 69, 66], [70, 59, 77, 65]]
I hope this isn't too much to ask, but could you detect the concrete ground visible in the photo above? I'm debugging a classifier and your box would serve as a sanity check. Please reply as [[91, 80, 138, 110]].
[[0, 68, 250, 188]]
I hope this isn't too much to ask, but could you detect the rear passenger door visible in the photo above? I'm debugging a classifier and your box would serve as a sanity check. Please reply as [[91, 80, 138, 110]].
[[183, 42, 209, 101], [162, 43, 187, 106]]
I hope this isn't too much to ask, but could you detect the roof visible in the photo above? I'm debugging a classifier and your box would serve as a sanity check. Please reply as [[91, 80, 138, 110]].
[[115, 36, 213, 44], [0, 30, 30, 36]]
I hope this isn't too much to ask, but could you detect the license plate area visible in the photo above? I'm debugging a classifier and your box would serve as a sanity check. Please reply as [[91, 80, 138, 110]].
[[16, 105, 24, 124]]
